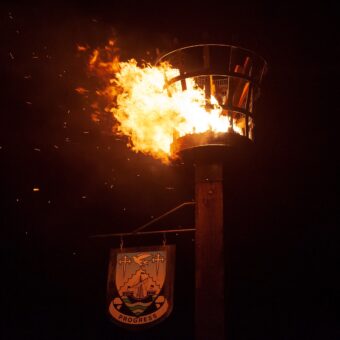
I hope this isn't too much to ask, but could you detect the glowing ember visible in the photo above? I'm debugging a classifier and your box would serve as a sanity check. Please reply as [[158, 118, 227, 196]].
[[77, 44, 88, 52], [83, 41, 244, 163], [75, 87, 89, 95]]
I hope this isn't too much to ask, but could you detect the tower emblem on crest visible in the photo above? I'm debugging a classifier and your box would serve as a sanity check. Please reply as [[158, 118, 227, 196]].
[[107, 246, 175, 329]]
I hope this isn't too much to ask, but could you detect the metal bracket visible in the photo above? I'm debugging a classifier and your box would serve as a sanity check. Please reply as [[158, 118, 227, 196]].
[[89, 201, 195, 239]]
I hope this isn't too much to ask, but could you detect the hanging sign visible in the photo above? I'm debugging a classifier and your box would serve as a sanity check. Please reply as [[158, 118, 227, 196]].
[[107, 245, 175, 329]]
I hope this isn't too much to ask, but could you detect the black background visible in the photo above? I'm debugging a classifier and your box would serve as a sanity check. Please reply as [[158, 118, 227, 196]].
[[1, 1, 338, 339]]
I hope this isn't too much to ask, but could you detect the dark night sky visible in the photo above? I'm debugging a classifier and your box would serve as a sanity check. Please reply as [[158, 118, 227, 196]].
[[1, 1, 338, 339]]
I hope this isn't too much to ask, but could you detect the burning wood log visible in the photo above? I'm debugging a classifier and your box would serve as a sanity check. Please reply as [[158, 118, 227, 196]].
[[232, 56, 251, 108]]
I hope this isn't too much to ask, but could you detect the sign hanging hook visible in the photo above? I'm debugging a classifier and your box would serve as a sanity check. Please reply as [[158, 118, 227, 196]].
[[120, 235, 124, 252], [162, 232, 167, 247]]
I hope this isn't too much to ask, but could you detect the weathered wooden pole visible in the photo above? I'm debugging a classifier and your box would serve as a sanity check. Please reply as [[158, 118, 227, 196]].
[[195, 162, 224, 340]]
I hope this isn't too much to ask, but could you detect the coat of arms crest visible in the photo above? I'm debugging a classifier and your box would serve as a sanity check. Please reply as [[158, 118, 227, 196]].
[[107, 245, 175, 329]]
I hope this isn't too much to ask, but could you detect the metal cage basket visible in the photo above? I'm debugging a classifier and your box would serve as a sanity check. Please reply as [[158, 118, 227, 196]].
[[156, 44, 267, 156]]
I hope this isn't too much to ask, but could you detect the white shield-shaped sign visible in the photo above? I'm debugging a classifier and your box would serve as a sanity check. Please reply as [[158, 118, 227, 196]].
[[107, 245, 175, 329]]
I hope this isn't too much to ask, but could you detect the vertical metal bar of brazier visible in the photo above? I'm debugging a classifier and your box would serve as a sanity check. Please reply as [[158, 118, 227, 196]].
[[195, 163, 224, 340]]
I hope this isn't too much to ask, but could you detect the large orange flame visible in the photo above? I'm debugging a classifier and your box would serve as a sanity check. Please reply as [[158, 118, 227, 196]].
[[84, 41, 242, 163]]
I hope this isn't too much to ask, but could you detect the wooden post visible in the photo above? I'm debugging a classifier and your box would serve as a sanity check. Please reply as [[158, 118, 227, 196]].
[[195, 162, 224, 340]]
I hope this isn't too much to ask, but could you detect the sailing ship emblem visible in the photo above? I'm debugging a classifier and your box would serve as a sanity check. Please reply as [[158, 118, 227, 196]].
[[107, 246, 175, 329]]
